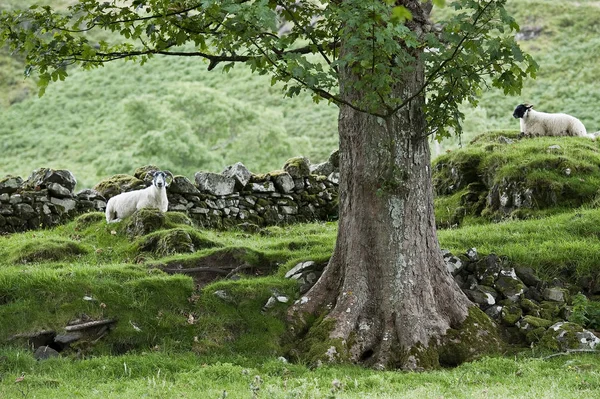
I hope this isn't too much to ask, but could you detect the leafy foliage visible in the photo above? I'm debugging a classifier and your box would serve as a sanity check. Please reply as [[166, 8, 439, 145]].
[[570, 293, 600, 330]]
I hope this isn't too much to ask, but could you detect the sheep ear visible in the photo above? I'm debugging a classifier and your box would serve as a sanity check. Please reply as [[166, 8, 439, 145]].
[[164, 170, 174, 186], [526, 104, 534, 109]]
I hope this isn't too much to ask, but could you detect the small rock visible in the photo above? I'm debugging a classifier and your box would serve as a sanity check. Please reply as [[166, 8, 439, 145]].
[[213, 290, 230, 301], [466, 247, 479, 261], [33, 346, 60, 360], [543, 287, 568, 303]]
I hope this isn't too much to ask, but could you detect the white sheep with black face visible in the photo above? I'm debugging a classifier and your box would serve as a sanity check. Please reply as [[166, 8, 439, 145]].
[[105, 171, 173, 223], [512, 104, 595, 139]]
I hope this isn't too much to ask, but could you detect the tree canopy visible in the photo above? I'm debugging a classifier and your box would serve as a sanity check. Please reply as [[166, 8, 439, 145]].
[[1, 0, 536, 139]]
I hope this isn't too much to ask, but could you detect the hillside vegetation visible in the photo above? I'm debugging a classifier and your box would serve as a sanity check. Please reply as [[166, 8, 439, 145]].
[[1, 0, 600, 187]]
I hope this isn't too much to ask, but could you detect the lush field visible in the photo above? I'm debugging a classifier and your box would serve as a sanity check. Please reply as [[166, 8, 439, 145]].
[[1, 350, 599, 398]]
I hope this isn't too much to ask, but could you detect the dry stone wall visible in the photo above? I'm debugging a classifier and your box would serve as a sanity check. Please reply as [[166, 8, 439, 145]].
[[0, 155, 339, 233]]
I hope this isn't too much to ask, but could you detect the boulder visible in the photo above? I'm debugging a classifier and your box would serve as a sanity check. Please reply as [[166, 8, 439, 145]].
[[195, 172, 236, 196]]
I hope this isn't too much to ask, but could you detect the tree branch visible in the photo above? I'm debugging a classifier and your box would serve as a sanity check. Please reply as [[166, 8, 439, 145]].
[[386, 0, 497, 117]]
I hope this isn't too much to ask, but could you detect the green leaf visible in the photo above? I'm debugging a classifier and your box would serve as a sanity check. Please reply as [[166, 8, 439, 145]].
[[391, 6, 412, 24], [432, 0, 446, 7]]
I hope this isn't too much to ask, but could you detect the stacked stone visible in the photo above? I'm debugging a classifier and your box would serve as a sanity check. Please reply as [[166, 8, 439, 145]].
[[0, 152, 340, 233], [168, 156, 339, 228], [0, 169, 106, 232], [443, 248, 599, 350]]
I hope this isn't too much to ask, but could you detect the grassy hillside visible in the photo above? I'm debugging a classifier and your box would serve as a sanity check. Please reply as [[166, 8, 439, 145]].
[[1, 0, 600, 187]]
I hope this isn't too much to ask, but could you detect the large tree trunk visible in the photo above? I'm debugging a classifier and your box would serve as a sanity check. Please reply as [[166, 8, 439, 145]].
[[288, 1, 482, 370]]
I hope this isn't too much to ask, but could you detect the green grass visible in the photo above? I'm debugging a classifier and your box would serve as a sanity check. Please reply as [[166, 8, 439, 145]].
[[0, 350, 598, 398]]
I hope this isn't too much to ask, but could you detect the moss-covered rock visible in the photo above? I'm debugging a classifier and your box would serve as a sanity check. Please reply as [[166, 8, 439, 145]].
[[520, 298, 542, 317], [438, 307, 503, 367], [501, 304, 523, 326], [93, 174, 145, 200], [133, 165, 160, 181], [520, 315, 553, 329], [136, 228, 219, 256], [539, 301, 561, 321], [538, 322, 598, 351], [125, 208, 166, 238], [283, 157, 311, 178]]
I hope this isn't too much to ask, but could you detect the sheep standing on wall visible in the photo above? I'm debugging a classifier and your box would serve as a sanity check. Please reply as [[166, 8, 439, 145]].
[[512, 104, 596, 139], [105, 171, 173, 223]]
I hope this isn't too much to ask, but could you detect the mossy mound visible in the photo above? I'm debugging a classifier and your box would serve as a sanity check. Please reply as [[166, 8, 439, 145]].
[[10, 238, 89, 264], [125, 208, 167, 238], [74, 212, 106, 230], [433, 131, 600, 227], [135, 228, 221, 257], [93, 174, 145, 200]]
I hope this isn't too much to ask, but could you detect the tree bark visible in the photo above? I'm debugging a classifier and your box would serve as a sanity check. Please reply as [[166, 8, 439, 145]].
[[288, 1, 474, 369]]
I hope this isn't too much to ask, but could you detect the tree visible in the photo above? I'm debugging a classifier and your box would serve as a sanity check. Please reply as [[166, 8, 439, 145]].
[[1, 0, 536, 369]]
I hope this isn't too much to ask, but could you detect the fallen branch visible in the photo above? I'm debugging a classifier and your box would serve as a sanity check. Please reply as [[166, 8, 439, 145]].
[[64, 319, 116, 332]]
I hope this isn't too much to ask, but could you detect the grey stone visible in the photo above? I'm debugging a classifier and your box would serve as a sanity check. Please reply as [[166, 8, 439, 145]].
[[0, 193, 9, 202], [168, 176, 201, 195], [495, 274, 526, 302], [283, 156, 311, 178], [33, 346, 60, 360], [54, 332, 83, 344], [47, 182, 73, 198], [466, 247, 479, 261], [310, 162, 334, 177], [442, 250, 464, 275], [543, 322, 600, 351], [9, 194, 22, 204], [0, 175, 23, 194], [251, 181, 276, 193], [543, 287, 567, 303], [279, 205, 298, 215], [285, 261, 317, 278], [15, 203, 36, 219], [485, 305, 503, 319], [26, 168, 77, 192], [50, 197, 77, 213], [195, 172, 236, 196], [222, 162, 251, 190], [273, 173, 295, 193], [515, 266, 542, 287]]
